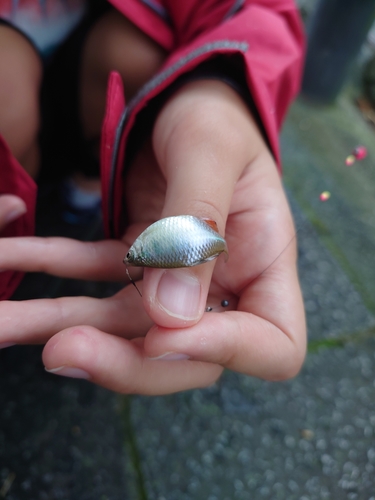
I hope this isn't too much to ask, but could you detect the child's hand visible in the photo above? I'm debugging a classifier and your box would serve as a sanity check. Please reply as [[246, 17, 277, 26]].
[[0, 194, 27, 228], [0, 81, 306, 394]]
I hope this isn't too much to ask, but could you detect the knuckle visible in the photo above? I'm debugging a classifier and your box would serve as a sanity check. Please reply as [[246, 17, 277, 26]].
[[267, 342, 306, 382]]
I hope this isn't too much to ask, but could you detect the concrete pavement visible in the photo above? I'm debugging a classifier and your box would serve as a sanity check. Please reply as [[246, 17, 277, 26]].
[[1, 87, 375, 500]]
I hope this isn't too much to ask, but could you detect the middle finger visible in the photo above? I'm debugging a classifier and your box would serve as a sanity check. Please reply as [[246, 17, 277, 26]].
[[0, 283, 151, 345]]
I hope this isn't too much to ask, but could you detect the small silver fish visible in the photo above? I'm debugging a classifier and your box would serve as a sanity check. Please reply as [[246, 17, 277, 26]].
[[124, 215, 228, 268]]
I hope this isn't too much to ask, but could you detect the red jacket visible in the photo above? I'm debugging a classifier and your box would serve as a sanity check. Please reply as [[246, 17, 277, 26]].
[[0, 0, 304, 298]]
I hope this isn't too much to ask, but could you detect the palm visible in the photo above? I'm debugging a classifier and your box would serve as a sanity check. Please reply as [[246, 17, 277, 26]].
[[211, 167, 296, 301]]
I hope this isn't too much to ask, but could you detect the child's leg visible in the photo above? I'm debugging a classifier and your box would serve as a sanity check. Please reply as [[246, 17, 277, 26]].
[[79, 7, 167, 147], [60, 7, 166, 219], [0, 25, 42, 178]]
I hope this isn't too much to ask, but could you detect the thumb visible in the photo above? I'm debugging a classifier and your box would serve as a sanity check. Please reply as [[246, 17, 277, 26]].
[[141, 80, 257, 328], [142, 260, 217, 328]]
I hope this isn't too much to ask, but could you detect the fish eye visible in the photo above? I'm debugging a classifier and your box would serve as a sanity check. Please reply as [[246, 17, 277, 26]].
[[126, 252, 131, 259]]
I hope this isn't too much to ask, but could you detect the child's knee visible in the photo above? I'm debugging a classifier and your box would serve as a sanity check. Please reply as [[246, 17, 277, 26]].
[[85, 8, 166, 87], [0, 26, 42, 166], [80, 8, 167, 138]]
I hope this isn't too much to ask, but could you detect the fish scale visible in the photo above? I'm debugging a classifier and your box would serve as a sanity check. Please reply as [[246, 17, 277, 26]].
[[124, 215, 228, 268]]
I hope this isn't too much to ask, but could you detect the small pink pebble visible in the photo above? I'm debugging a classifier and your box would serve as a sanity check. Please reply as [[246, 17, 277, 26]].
[[345, 154, 356, 166], [319, 191, 331, 201], [353, 145, 367, 160]]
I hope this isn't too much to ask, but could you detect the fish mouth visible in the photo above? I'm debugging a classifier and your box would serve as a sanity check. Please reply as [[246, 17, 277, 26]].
[[123, 251, 133, 265]]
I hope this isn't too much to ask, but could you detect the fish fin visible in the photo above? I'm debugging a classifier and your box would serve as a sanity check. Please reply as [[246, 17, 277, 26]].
[[201, 218, 229, 262], [201, 218, 219, 233]]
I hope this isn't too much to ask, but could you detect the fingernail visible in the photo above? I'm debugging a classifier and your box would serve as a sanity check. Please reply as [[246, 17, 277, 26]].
[[149, 352, 190, 361], [157, 269, 201, 320], [5, 206, 27, 224], [45, 366, 90, 379], [0, 342, 16, 349]]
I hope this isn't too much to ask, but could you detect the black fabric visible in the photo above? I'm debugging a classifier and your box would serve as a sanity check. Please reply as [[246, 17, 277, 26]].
[[39, 0, 110, 182]]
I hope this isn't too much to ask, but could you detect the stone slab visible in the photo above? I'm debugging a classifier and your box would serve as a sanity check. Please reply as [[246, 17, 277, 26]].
[[0, 346, 128, 500], [129, 338, 375, 500]]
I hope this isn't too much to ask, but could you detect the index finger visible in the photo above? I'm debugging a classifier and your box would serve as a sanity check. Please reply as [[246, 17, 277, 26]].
[[0, 195, 27, 227], [0, 237, 137, 281]]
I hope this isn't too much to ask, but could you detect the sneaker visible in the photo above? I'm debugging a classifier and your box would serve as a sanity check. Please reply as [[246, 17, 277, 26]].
[[60, 177, 102, 225]]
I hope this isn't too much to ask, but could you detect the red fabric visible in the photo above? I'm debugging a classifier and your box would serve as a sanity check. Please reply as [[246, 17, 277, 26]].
[[107, 0, 304, 166], [109, 0, 174, 50], [104, 0, 305, 238], [0, 134, 37, 299], [101, 71, 126, 236]]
